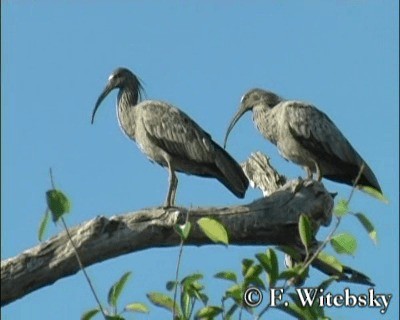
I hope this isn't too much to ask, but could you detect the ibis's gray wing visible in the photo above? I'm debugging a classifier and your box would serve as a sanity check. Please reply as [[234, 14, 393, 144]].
[[139, 101, 217, 163], [284, 102, 361, 164], [139, 101, 249, 197], [284, 101, 381, 192]]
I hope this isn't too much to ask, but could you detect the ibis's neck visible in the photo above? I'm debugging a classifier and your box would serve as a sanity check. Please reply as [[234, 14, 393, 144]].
[[253, 103, 279, 144], [118, 86, 140, 107], [116, 88, 140, 140]]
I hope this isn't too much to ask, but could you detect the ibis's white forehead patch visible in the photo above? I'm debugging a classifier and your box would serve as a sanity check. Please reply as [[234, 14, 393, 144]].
[[240, 94, 246, 103], [108, 74, 115, 81]]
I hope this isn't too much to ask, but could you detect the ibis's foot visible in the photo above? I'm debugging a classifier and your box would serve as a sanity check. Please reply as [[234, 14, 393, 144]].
[[163, 199, 175, 209], [164, 190, 177, 210], [160, 203, 178, 217], [293, 178, 305, 194], [163, 192, 178, 209], [314, 162, 322, 182], [163, 197, 171, 209], [304, 167, 313, 180]]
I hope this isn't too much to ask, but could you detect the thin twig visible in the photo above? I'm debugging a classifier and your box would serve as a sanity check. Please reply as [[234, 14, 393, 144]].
[[298, 216, 342, 277], [49, 168, 55, 189], [257, 165, 366, 319], [221, 298, 226, 320], [173, 239, 184, 319], [60, 218, 107, 318], [49, 168, 107, 319], [347, 163, 365, 204], [172, 209, 190, 319], [256, 216, 341, 320], [254, 303, 269, 320], [299, 163, 365, 273], [292, 162, 365, 285]]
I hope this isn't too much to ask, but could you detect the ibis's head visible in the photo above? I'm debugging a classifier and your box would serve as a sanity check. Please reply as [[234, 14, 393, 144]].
[[91, 67, 144, 124], [223, 88, 281, 148]]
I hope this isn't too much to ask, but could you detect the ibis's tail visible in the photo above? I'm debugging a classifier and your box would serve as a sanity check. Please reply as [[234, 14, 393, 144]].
[[214, 144, 249, 198]]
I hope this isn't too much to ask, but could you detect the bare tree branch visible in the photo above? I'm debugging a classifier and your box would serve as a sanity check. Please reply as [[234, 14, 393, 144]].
[[1, 152, 333, 306]]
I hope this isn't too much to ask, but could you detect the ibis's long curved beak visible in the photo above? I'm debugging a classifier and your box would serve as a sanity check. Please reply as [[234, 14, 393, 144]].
[[91, 82, 116, 124], [223, 104, 249, 149]]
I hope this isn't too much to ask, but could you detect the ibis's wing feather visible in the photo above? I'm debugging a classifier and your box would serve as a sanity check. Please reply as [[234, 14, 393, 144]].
[[285, 102, 381, 192], [139, 101, 248, 197], [140, 101, 217, 163], [285, 102, 360, 164]]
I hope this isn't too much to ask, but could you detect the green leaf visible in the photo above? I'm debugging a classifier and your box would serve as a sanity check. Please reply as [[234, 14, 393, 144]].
[[354, 212, 378, 244], [282, 293, 316, 320], [298, 214, 313, 252], [81, 308, 100, 320], [147, 292, 180, 315], [244, 264, 263, 280], [166, 280, 178, 291], [278, 265, 304, 280], [187, 281, 204, 294], [255, 253, 270, 272], [195, 306, 223, 319], [334, 199, 349, 217], [360, 186, 389, 203], [197, 217, 228, 245], [197, 292, 209, 306], [105, 316, 124, 320], [243, 264, 265, 289], [108, 271, 132, 307], [38, 209, 50, 241], [174, 222, 192, 241], [290, 291, 324, 318], [281, 293, 320, 319], [214, 271, 237, 283], [46, 189, 71, 222], [181, 273, 203, 287], [309, 300, 325, 319], [124, 302, 149, 313], [246, 276, 266, 291], [256, 249, 279, 287], [330, 233, 357, 255], [277, 301, 313, 320], [317, 276, 338, 292], [317, 251, 343, 273], [224, 284, 242, 304], [186, 282, 206, 303], [225, 304, 239, 319], [241, 258, 254, 277], [181, 290, 191, 319], [276, 246, 302, 261]]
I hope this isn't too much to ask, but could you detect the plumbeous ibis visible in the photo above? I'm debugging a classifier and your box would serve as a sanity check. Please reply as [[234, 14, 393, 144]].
[[224, 88, 382, 194], [91, 68, 248, 207]]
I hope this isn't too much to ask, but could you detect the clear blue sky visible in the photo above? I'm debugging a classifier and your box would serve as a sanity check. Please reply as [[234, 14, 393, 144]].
[[2, 2, 398, 319]]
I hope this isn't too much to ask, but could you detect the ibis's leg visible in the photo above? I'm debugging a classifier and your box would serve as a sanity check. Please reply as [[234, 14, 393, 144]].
[[165, 166, 173, 208], [170, 172, 178, 206], [314, 162, 322, 181], [165, 160, 178, 208]]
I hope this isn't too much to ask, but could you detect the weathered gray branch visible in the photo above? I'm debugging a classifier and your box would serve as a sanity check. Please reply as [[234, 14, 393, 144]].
[[1, 152, 333, 306]]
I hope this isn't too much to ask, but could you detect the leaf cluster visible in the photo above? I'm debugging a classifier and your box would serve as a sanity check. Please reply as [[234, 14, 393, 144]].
[[38, 172, 381, 320], [82, 272, 149, 320]]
